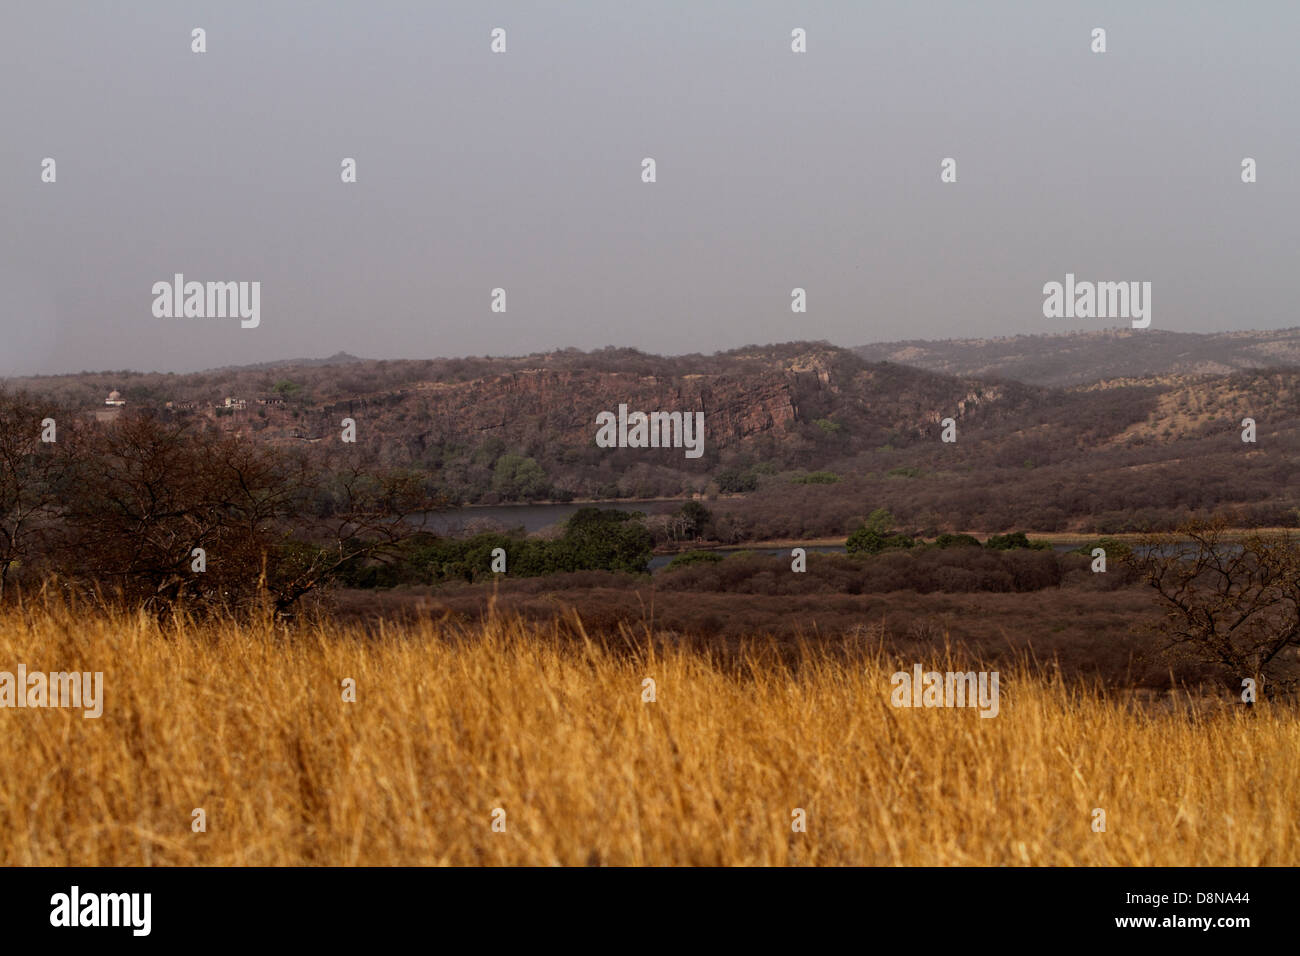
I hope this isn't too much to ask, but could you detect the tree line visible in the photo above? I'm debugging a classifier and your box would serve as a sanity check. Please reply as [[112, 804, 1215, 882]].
[[0, 388, 438, 617]]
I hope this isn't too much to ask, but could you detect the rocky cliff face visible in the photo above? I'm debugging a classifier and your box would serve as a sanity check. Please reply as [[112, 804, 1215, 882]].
[[284, 366, 805, 452], [241, 344, 1044, 470]]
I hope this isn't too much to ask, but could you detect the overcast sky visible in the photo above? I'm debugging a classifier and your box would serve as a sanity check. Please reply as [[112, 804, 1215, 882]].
[[2, 1, 1297, 375]]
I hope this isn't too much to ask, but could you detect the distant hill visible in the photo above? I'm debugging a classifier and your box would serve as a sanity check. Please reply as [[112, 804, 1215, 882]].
[[2, 342, 1042, 487], [4, 340, 1299, 533], [206, 351, 366, 372], [854, 328, 1300, 388]]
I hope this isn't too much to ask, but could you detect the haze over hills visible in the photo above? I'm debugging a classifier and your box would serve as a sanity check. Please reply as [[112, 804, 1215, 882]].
[[853, 328, 1300, 388]]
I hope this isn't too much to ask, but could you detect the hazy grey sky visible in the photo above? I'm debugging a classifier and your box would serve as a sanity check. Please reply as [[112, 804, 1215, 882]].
[[3, 1, 1297, 375]]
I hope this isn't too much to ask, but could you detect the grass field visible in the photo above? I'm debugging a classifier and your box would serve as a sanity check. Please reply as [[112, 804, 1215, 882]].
[[1, 600, 1296, 866]]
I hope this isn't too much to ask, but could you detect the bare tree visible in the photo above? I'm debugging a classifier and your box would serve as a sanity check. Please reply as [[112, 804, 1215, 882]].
[[261, 462, 441, 619], [0, 389, 74, 599], [60, 414, 442, 618], [60, 413, 288, 611], [1126, 518, 1300, 697]]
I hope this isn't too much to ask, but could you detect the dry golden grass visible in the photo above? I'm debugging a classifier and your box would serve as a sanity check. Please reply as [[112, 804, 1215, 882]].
[[0, 600, 1296, 866]]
